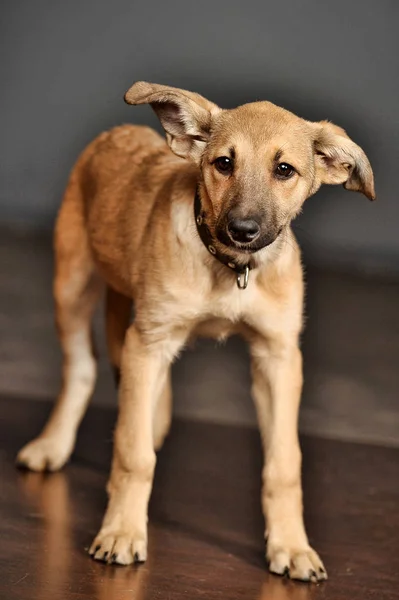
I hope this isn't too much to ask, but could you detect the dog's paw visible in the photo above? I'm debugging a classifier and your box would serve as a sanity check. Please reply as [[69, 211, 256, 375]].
[[16, 436, 72, 472], [89, 530, 147, 566], [267, 544, 327, 582]]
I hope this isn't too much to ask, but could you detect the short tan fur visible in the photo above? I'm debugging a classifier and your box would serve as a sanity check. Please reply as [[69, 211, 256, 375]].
[[17, 81, 375, 582]]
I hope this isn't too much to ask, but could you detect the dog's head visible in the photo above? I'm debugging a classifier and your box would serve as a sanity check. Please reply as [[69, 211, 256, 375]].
[[125, 82, 375, 254]]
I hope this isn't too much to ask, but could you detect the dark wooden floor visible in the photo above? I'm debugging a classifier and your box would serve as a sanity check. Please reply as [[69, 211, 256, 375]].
[[1, 397, 398, 600]]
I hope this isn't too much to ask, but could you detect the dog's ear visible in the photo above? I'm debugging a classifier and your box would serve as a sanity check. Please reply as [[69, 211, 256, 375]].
[[124, 81, 221, 163], [311, 120, 375, 200]]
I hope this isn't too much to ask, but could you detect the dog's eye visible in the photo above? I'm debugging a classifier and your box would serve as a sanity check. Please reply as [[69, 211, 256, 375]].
[[275, 163, 295, 179], [213, 156, 234, 175]]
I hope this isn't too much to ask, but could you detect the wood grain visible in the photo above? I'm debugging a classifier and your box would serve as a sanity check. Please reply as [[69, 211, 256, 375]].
[[0, 397, 398, 600]]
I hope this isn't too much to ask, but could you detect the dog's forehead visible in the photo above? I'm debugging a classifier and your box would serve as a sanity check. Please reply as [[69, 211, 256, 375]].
[[211, 101, 311, 151]]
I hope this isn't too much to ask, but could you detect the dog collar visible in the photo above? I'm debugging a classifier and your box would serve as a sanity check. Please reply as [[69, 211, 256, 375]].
[[194, 188, 252, 290]]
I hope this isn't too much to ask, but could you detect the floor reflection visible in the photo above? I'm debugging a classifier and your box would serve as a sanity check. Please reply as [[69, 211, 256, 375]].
[[18, 471, 72, 596], [258, 575, 318, 600], [94, 564, 150, 600], [17, 471, 149, 599]]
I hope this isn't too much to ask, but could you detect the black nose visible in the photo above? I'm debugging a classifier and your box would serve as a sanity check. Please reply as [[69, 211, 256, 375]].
[[227, 217, 260, 243]]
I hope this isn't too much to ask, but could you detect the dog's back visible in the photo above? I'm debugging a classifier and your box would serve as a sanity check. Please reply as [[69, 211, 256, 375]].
[[57, 124, 187, 296]]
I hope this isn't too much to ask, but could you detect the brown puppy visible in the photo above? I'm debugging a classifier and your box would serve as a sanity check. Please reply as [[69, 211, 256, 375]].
[[17, 82, 375, 582]]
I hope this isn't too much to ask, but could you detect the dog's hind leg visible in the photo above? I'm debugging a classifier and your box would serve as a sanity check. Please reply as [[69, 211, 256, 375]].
[[105, 286, 132, 387], [17, 171, 102, 472]]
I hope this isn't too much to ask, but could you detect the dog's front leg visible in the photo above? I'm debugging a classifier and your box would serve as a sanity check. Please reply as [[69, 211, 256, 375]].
[[250, 338, 327, 582], [89, 324, 184, 565]]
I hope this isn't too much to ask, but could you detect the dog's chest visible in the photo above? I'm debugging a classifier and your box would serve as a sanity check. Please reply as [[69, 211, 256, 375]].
[[186, 278, 260, 340], [209, 281, 256, 320]]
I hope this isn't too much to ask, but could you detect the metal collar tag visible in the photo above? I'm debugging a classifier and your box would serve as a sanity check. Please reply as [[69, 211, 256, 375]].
[[237, 265, 249, 290]]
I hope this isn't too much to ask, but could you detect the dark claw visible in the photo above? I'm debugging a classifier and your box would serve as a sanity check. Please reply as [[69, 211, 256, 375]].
[[16, 461, 29, 471], [319, 567, 326, 574], [283, 566, 290, 578], [134, 552, 140, 563], [309, 569, 317, 581], [111, 553, 118, 563], [90, 544, 101, 556], [102, 551, 109, 562]]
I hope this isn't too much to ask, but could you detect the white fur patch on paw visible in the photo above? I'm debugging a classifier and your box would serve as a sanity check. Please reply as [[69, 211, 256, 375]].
[[267, 544, 327, 582], [16, 436, 72, 472], [89, 530, 147, 566]]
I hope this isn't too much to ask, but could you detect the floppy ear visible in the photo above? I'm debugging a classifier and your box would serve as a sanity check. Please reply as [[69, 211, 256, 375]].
[[124, 81, 221, 163], [311, 120, 376, 200]]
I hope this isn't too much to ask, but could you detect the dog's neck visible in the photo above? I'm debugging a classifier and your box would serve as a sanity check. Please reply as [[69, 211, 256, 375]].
[[194, 187, 253, 289]]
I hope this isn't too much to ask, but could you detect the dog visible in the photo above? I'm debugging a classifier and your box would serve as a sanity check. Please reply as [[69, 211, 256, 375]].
[[16, 81, 375, 582]]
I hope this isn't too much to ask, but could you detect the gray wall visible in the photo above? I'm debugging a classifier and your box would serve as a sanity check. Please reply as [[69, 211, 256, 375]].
[[1, 0, 398, 269]]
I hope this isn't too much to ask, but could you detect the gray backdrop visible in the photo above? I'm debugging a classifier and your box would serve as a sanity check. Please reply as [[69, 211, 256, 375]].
[[1, 0, 398, 270]]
